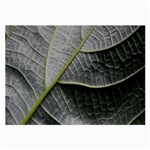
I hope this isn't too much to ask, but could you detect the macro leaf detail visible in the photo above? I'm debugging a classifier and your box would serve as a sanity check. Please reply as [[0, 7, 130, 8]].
[[6, 26, 145, 125]]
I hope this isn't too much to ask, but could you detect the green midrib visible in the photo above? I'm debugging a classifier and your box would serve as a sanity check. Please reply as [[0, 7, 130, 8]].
[[5, 26, 14, 44], [21, 26, 95, 124]]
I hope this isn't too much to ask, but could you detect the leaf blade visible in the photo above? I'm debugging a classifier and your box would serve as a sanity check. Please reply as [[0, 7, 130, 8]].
[[21, 26, 95, 124], [6, 25, 145, 125]]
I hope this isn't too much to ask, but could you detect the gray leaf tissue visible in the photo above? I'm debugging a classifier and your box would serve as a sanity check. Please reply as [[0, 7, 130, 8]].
[[6, 26, 145, 125]]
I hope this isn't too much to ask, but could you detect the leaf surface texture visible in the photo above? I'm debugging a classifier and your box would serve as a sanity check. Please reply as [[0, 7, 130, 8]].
[[6, 26, 145, 125]]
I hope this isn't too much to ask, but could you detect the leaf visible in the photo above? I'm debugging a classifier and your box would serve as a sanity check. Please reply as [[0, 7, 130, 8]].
[[130, 111, 145, 125], [5, 26, 145, 125]]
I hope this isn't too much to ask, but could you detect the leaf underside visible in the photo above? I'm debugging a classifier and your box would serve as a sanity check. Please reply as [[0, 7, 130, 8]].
[[5, 26, 145, 125]]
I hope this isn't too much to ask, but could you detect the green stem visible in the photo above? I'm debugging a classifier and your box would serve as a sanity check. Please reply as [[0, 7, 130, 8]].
[[5, 26, 14, 44], [21, 26, 95, 124]]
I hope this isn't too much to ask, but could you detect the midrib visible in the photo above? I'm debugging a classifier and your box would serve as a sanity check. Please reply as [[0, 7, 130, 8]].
[[21, 26, 95, 124]]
